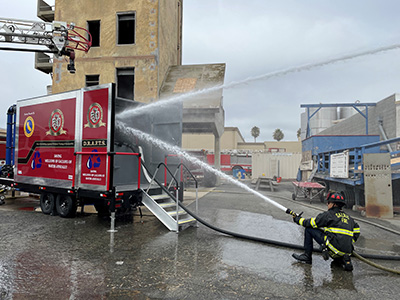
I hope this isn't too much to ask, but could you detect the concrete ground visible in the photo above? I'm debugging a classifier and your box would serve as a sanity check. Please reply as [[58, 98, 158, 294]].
[[0, 179, 399, 299]]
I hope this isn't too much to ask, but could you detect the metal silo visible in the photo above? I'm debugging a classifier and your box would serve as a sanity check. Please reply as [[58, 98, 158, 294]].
[[308, 107, 337, 135], [339, 106, 357, 120], [300, 112, 307, 140]]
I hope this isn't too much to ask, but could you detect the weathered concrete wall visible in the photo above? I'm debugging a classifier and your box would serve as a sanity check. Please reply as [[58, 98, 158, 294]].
[[52, 0, 181, 103], [158, 0, 183, 94]]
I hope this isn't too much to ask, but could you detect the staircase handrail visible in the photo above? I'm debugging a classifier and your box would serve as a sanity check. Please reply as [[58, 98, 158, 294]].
[[141, 161, 198, 230], [144, 162, 179, 194], [174, 163, 198, 189], [157, 162, 180, 189]]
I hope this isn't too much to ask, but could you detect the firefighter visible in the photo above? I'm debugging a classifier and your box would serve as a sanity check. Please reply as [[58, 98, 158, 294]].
[[291, 192, 360, 271]]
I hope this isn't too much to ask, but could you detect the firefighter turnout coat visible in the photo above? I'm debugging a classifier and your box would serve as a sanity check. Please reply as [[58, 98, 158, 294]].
[[297, 207, 360, 257]]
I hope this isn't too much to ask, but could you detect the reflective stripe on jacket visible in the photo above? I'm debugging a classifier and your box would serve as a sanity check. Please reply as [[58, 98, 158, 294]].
[[298, 207, 360, 256]]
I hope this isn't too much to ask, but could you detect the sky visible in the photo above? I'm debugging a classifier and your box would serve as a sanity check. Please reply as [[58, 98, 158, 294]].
[[2, 1, 400, 141]]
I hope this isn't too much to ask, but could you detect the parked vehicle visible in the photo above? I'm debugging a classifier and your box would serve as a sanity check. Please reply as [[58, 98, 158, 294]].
[[0, 83, 182, 218]]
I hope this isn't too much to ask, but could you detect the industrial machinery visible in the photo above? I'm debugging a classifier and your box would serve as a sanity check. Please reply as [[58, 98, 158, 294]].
[[299, 133, 400, 217], [0, 17, 92, 73]]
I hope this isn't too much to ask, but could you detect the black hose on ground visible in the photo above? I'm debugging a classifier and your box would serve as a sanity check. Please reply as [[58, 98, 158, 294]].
[[148, 180, 400, 274], [178, 201, 400, 274]]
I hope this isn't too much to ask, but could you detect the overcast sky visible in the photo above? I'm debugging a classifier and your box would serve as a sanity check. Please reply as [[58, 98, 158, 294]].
[[2, 1, 400, 141]]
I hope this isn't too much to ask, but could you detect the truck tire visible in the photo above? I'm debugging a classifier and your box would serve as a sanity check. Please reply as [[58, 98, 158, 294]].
[[56, 194, 77, 218], [40, 193, 55, 215]]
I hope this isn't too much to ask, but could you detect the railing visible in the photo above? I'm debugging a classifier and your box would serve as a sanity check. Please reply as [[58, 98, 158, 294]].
[[72, 151, 141, 190], [146, 162, 179, 193], [173, 163, 199, 216], [315, 136, 400, 184], [164, 154, 182, 187], [145, 161, 200, 225]]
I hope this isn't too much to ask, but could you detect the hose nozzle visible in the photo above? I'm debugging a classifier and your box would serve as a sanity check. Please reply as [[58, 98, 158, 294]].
[[286, 208, 303, 217]]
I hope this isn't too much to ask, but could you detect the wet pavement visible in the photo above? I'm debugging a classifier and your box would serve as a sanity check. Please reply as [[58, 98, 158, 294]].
[[0, 180, 400, 299]]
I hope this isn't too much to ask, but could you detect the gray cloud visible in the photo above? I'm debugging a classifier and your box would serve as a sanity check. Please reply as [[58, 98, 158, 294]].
[[2, 0, 400, 142]]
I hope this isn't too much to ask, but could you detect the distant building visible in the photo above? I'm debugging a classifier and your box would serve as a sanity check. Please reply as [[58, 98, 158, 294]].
[[183, 127, 301, 153]]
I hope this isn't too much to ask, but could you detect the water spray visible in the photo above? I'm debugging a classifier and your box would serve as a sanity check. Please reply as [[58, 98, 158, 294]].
[[116, 121, 400, 275], [117, 42, 400, 120], [116, 121, 306, 220]]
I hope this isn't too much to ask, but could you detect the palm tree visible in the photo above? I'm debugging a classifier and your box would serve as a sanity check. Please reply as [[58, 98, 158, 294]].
[[273, 128, 284, 141], [251, 126, 260, 142]]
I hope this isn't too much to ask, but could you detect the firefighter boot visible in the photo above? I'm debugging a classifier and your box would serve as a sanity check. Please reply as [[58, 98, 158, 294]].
[[292, 252, 312, 264], [343, 255, 353, 271]]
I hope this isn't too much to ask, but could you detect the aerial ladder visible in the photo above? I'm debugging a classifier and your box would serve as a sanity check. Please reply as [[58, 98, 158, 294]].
[[0, 17, 91, 73]]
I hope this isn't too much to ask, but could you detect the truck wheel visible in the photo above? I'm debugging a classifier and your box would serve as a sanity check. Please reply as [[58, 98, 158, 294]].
[[40, 193, 55, 215], [56, 194, 76, 218]]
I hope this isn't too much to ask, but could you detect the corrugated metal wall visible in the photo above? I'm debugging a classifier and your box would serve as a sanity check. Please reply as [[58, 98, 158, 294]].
[[252, 152, 302, 179]]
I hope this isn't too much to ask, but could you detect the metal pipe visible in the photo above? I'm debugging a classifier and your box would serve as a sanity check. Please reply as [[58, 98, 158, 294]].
[[6, 105, 15, 165], [378, 119, 393, 152]]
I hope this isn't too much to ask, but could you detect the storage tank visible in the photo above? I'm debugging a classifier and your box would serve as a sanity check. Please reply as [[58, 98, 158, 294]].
[[300, 112, 307, 140], [339, 107, 357, 120], [308, 107, 337, 136]]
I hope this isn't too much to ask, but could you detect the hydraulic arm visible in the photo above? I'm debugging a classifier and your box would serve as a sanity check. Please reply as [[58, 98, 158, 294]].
[[0, 17, 91, 73]]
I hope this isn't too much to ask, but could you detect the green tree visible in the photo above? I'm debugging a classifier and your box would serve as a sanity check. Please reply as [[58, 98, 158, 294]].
[[297, 128, 301, 139], [251, 126, 260, 142], [273, 128, 284, 141]]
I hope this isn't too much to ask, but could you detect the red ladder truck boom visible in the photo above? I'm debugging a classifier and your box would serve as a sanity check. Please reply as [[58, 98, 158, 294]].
[[0, 17, 91, 73]]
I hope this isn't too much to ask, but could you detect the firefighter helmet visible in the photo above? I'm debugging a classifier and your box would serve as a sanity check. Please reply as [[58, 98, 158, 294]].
[[327, 192, 346, 207]]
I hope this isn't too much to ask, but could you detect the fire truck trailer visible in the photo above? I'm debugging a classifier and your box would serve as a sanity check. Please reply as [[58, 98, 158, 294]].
[[0, 83, 183, 220]]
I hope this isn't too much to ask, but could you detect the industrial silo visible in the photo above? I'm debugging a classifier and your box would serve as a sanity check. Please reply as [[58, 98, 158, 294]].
[[308, 107, 337, 136], [339, 106, 357, 120], [300, 112, 307, 140]]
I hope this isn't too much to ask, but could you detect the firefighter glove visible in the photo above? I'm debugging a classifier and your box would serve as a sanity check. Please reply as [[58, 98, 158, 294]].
[[293, 215, 301, 225]]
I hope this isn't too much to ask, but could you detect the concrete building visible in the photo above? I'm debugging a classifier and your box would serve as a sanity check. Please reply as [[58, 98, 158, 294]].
[[160, 64, 225, 169], [37, 0, 183, 102], [36, 0, 226, 170], [183, 127, 301, 153]]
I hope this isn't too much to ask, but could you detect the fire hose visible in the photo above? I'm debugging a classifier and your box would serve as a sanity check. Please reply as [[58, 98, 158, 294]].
[[150, 180, 400, 275]]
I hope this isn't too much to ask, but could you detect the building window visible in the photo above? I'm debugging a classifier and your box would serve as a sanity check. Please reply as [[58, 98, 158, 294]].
[[117, 12, 135, 45], [86, 75, 100, 87], [87, 20, 100, 47], [116, 68, 134, 100]]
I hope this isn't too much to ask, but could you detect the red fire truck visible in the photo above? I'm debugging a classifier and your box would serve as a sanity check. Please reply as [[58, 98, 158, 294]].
[[206, 152, 252, 175]]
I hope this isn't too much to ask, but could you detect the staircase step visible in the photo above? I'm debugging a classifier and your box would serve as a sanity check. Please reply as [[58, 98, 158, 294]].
[[152, 194, 170, 201], [141, 189, 196, 232], [177, 216, 196, 225], [167, 209, 186, 216], [158, 201, 177, 209]]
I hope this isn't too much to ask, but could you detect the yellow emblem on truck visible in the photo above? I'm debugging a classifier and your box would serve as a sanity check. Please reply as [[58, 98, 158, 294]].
[[24, 116, 35, 137]]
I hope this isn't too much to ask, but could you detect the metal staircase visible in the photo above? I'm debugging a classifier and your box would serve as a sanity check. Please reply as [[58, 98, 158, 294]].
[[141, 190, 196, 232], [141, 162, 198, 232]]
